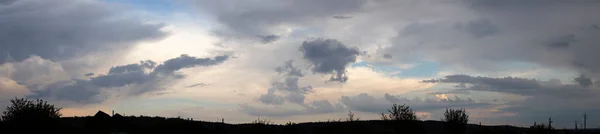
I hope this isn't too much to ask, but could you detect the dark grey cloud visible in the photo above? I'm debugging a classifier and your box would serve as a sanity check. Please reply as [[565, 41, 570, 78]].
[[574, 75, 593, 87], [305, 100, 344, 114], [153, 54, 229, 75], [185, 83, 208, 88], [31, 80, 102, 104], [340, 93, 490, 114], [285, 92, 306, 104], [592, 24, 600, 30], [90, 65, 152, 88], [108, 60, 156, 74], [84, 73, 95, 77], [332, 15, 353, 19], [546, 34, 576, 48], [300, 39, 360, 83], [275, 60, 304, 77], [383, 54, 392, 59], [0, 0, 167, 64], [28, 54, 229, 104], [258, 88, 285, 105], [422, 75, 541, 90], [456, 19, 498, 38], [423, 74, 599, 98], [258, 35, 280, 44], [0, 0, 16, 5], [188, 0, 365, 39], [426, 89, 471, 95]]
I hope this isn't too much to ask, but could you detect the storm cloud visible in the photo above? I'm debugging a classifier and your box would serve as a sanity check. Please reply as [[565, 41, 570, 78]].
[[0, 0, 167, 63], [376, 0, 600, 80], [300, 39, 360, 83], [29, 54, 229, 104]]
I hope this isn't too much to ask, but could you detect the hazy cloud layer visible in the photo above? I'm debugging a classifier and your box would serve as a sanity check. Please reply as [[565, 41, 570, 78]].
[[340, 93, 490, 114], [422, 75, 542, 90], [188, 0, 365, 39], [424, 74, 597, 98], [240, 99, 344, 117], [300, 39, 360, 83], [0, 0, 167, 63]]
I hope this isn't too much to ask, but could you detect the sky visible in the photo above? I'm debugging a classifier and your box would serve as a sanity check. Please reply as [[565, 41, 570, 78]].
[[1, 0, 600, 128]]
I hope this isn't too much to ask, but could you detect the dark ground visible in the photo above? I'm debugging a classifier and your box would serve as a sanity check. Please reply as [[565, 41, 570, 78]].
[[0, 111, 598, 134]]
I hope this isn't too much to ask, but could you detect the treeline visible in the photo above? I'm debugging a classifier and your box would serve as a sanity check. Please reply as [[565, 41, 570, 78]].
[[0, 98, 597, 134]]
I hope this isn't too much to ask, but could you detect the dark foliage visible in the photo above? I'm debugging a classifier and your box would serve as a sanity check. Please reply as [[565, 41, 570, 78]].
[[443, 108, 468, 124], [443, 108, 469, 134], [381, 104, 418, 121], [1, 98, 62, 133], [0, 100, 598, 134], [1, 98, 62, 122], [528, 122, 556, 134]]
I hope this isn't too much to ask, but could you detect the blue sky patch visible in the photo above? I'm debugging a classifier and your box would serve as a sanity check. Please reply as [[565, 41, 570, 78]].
[[352, 61, 439, 78]]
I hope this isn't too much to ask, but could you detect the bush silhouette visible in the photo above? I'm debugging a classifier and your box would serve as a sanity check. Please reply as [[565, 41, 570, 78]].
[[381, 104, 418, 121], [529, 122, 555, 134], [1, 97, 62, 133], [443, 108, 469, 134], [252, 117, 273, 125], [346, 110, 359, 122]]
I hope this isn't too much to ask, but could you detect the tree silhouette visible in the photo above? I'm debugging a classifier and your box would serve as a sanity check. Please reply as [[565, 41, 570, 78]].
[[1, 98, 62, 133], [443, 108, 469, 134], [1, 97, 62, 122], [382, 104, 418, 121], [443, 108, 468, 124]]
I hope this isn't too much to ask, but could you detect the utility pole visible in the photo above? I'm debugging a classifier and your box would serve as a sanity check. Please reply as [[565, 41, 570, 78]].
[[549, 117, 553, 129], [584, 113, 587, 130]]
